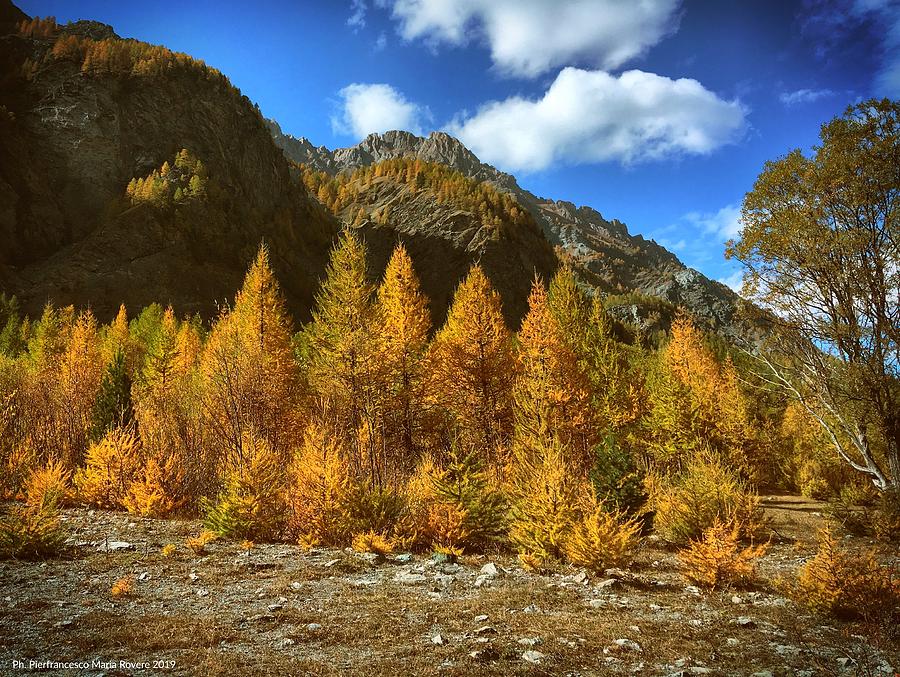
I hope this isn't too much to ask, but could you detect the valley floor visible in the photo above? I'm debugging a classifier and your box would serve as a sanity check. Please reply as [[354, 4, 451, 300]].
[[0, 497, 897, 676]]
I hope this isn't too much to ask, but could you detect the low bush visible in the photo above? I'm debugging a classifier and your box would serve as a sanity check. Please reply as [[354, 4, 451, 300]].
[[794, 529, 899, 622], [564, 498, 642, 572], [203, 433, 285, 541], [678, 517, 767, 589], [74, 427, 143, 509], [647, 452, 764, 545]]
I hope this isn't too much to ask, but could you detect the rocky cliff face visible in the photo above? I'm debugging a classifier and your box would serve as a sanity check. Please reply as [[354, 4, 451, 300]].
[[272, 123, 752, 340], [270, 120, 556, 325], [0, 8, 337, 322]]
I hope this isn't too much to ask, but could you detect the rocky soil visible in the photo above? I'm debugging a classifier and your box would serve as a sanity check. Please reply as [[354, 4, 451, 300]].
[[1, 497, 897, 676]]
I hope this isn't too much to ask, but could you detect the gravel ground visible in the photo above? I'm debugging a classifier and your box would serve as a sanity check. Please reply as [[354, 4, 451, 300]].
[[0, 497, 897, 676]]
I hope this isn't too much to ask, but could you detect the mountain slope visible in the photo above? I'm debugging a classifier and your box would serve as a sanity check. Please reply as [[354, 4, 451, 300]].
[[0, 9, 337, 322], [270, 122, 750, 340]]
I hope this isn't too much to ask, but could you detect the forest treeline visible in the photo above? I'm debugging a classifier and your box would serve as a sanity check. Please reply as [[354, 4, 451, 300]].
[[299, 157, 534, 236], [0, 230, 878, 559]]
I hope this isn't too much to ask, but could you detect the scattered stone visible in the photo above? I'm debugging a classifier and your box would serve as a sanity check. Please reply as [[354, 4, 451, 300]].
[[323, 559, 341, 568], [189, 573, 199, 582], [394, 553, 413, 564], [726, 638, 739, 647], [290, 582, 302, 590], [360, 552, 385, 565], [837, 657, 854, 668], [518, 637, 542, 647], [774, 644, 799, 657], [431, 551, 457, 565], [281, 637, 295, 646], [735, 617, 756, 628], [475, 626, 497, 635], [683, 585, 701, 595], [750, 672, 774, 677], [101, 541, 133, 552], [588, 599, 605, 609], [522, 650, 544, 664], [434, 573, 455, 588], [431, 634, 445, 645], [572, 570, 589, 584], [196, 589, 209, 597], [688, 668, 713, 675], [394, 571, 428, 585], [480, 562, 499, 576], [474, 614, 489, 622], [54, 619, 73, 628], [267, 603, 283, 612], [604, 568, 627, 579], [731, 595, 743, 604], [307, 623, 322, 632], [596, 578, 618, 589], [628, 625, 641, 634], [613, 638, 642, 652], [522, 604, 540, 613], [138, 572, 150, 581], [474, 575, 492, 588]]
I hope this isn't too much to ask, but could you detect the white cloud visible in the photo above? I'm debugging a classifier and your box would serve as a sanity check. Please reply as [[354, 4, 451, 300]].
[[779, 88, 836, 105], [332, 83, 431, 138], [348, 0, 367, 30], [383, 0, 681, 78], [683, 203, 742, 241], [374, 31, 387, 51], [446, 68, 746, 172]]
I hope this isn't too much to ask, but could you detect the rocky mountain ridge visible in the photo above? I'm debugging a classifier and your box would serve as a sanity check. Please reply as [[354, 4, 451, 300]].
[[269, 120, 750, 340]]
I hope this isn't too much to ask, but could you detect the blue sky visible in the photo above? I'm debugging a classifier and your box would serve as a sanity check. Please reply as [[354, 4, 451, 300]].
[[18, 0, 896, 291]]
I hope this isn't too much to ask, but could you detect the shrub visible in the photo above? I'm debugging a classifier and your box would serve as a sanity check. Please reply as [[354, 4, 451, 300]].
[[74, 427, 143, 509], [648, 452, 763, 545], [348, 486, 408, 538], [0, 503, 65, 560], [110, 575, 134, 598], [123, 453, 184, 517], [203, 433, 285, 541], [25, 459, 71, 510], [794, 530, 899, 622], [160, 543, 176, 558], [185, 529, 217, 555], [405, 450, 507, 552], [563, 498, 642, 572], [352, 531, 395, 555], [873, 490, 900, 543], [286, 423, 357, 546], [678, 518, 767, 589], [588, 434, 648, 519]]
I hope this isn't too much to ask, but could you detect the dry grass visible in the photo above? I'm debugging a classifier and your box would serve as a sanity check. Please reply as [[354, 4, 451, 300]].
[[0, 501, 896, 677]]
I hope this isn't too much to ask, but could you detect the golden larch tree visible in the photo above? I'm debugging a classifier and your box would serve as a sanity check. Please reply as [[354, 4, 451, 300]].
[[376, 243, 432, 477], [428, 264, 516, 469]]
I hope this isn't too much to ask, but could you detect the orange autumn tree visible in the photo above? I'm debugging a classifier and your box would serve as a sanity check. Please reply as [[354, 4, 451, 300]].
[[428, 264, 516, 469], [376, 243, 432, 476], [305, 229, 384, 486], [516, 278, 594, 472], [200, 244, 300, 478], [54, 311, 104, 469], [131, 307, 204, 513], [647, 314, 759, 478]]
